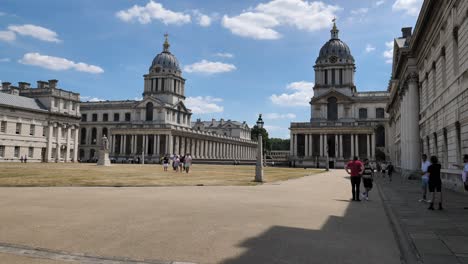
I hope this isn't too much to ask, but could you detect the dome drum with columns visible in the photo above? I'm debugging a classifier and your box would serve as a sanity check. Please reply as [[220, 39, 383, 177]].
[[79, 35, 257, 164], [289, 21, 390, 169]]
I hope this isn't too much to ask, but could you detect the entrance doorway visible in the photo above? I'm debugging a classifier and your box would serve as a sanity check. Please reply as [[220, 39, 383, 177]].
[[327, 135, 336, 158]]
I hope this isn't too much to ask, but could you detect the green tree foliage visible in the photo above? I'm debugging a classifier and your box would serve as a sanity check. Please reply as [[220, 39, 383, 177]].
[[270, 138, 290, 151], [251, 125, 271, 152]]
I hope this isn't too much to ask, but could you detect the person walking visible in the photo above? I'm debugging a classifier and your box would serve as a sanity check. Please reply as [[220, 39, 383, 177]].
[[376, 162, 382, 177], [420, 154, 431, 202], [387, 162, 394, 182], [173, 155, 180, 172], [427, 156, 443, 210], [184, 154, 192, 173], [163, 156, 169, 172], [361, 159, 374, 201], [345, 156, 364, 201], [179, 155, 185, 173], [453, 154, 468, 209]]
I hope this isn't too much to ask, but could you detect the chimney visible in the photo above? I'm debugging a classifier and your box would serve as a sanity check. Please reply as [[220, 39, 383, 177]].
[[37, 81, 48, 89], [18, 82, 31, 89], [211, 118, 216, 125], [402, 27, 412, 38], [220, 118, 224, 125], [1, 82, 11, 90], [48, 79, 58, 89]]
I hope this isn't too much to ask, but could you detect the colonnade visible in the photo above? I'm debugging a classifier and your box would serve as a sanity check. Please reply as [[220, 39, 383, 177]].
[[290, 132, 376, 160], [46, 123, 79, 162], [108, 133, 256, 161]]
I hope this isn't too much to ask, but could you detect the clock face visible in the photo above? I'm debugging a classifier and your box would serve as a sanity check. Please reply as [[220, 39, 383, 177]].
[[329, 56, 338, 63]]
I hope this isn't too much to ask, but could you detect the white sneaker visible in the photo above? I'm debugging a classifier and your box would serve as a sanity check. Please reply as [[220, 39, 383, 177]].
[[419, 199, 425, 202], [365, 196, 369, 201], [426, 199, 432, 203]]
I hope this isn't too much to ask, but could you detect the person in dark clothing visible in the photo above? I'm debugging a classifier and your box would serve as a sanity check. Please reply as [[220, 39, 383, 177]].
[[427, 156, 443, 210], [387, 162, 394, 182], [361, 159, 374, 201]]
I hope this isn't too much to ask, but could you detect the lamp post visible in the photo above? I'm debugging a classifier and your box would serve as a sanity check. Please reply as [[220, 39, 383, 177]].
[[255, 114, 264, 182]]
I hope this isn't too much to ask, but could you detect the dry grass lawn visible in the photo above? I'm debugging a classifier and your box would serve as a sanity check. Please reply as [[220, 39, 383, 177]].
[[0, 163, 324, 187]]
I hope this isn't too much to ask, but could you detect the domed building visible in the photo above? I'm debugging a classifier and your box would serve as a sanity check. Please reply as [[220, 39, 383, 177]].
[[79, 35, 257, 163], [289, 22, 389, 168]]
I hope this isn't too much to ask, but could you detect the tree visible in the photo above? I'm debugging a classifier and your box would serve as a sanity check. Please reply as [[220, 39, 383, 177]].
[[251, 125, 271, 152], [269, 138, 290, 151]]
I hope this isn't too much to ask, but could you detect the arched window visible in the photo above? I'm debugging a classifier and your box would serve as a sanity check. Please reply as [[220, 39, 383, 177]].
[[327, 97, 338, 121], [102, 127, 108, 137], [376, 126, 385, 147], [80, 128, 87, 145], [91, 128, 97, 145], [146, 102, 154, 121]]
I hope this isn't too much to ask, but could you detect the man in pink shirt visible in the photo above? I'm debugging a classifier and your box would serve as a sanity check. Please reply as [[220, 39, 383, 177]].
[[345, 156, 364, 201]]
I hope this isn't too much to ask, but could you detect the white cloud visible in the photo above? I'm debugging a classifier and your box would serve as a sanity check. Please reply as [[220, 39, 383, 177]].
[[19, 53, 104, 74], [350, 8, 369, 15], [270, 81, 314, 107], [375, 1, 385, 7], [81, 96, 106, 102], [184, 60, 236, 74], [215, 52, 234, 58], [365, 44, 376, 53], [116, 1, 191, 25], [0, 30, 15, 42], [392, 0, 423, 16], [383, 41, 393, 64], [264, 113, 296, 120], [0, 12, 6, 16], [186, 96, 224, 114], [8, 24, 61, 43], [222, 0, 340, 40], [192, 10, 212, 27], [0, 58, 10, 62]]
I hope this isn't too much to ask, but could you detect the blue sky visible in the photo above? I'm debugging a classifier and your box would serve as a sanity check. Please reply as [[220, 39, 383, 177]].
[[0, 0, 422, 138]]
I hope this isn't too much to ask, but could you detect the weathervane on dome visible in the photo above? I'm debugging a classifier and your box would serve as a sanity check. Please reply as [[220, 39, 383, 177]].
[[331, 17, 339, 39]]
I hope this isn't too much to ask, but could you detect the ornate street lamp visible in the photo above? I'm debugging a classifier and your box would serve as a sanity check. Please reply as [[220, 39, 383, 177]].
[[255, 114, 264, 182]]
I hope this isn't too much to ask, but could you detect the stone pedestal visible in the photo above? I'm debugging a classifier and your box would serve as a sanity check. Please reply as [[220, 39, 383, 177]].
[[97, 150, 111, 166]]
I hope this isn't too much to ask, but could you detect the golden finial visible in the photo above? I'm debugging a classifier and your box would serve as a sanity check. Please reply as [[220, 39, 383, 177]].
[[163, 33, 170, 52]]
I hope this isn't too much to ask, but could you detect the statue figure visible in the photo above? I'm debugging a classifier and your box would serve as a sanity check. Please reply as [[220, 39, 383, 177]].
[[101, 135, 109, 151]]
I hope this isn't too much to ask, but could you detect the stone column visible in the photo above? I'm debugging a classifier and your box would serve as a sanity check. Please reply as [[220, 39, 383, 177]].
[[407, 73, 421, 172], [339, 134, 343, 159], [174, 136, 180, 155], [350, 134, 354, 158], [167, 135, 173, 155], [293, 134, 298, 156], [155, 135, 159, 156], [371, 133, 375, 160], [319, 134, 324, 157], [130, 136, 134, 155], [73, 127, 79, 162], [367, 134, 371, 159], [310, 135, 313, 158], [122, 135, 127, 154], [355, 134, 359, 158], [65, 127, 71, 162], [305, 134, 309, 157], [335, 134, 339, 158], [56, 125, 62, 161]]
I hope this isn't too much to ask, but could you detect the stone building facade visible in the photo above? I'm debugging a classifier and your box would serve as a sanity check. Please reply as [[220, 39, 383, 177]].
[[387, 0, 468, 189], [289, 22, 389, 168], [79, 36, 257, 163], [0, 80, 81, 162], [192, 118, 251, 140]]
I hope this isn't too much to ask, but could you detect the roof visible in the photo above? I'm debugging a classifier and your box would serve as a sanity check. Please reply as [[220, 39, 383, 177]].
[[0, 92, 48, 112], [194, 120, 246, 128]]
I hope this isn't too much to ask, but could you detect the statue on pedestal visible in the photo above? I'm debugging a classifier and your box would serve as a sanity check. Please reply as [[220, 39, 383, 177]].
[[97, 135, 111, 166]]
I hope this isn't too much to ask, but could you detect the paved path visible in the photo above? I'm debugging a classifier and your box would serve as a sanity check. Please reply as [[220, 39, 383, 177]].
[[377, 173, 468, 264], [0, 170, 401, 264]]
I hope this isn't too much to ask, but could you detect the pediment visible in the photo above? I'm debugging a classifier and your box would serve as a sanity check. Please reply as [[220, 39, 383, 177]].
[[173, 101, 191, 113], [311, 89, 354, 103], [135, 96, 165, 108]]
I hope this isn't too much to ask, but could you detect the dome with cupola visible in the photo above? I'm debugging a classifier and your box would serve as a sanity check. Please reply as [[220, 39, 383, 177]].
[[149, 34, 181, 73], [315, 22, 354, 64]]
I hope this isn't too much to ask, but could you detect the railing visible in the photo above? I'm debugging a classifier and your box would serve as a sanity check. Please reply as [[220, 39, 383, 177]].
[[290, 120, 388, 128]]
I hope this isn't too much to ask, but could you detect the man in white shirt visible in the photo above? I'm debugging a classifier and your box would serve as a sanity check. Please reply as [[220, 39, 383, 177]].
[[453, 154, 468, 209], [420, 154, 431, 202]]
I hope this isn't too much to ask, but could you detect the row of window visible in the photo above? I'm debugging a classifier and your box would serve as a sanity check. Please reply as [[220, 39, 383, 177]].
[[0, 145, 34, 158], [326, 97, 385, 120], [80, 127, 108, 145], [323, 69, 346, 85], [1, 121, 43, 136], [82, 113, 131, 122]]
